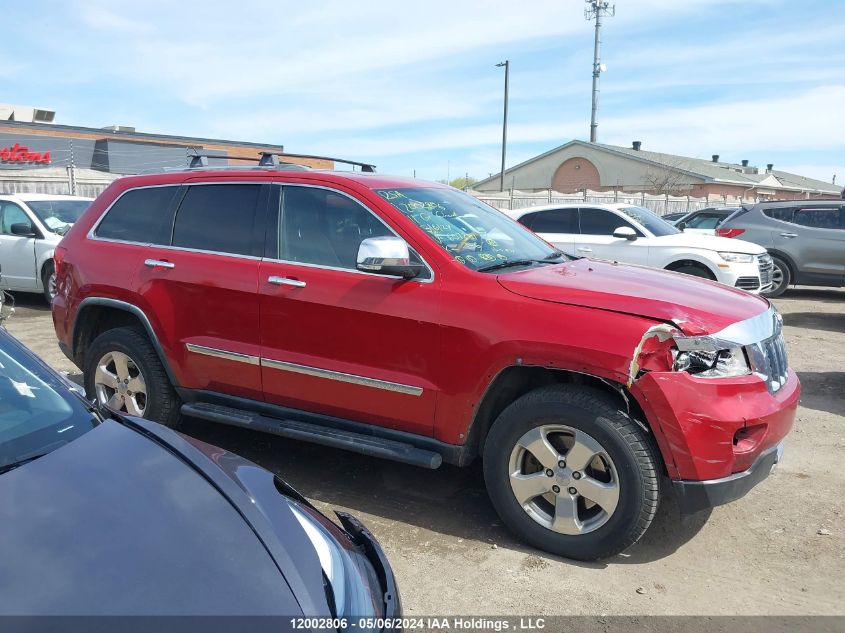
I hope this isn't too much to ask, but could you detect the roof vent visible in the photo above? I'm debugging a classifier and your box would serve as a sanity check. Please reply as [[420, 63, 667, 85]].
[[632, 141, 642, 151], [712, 154, 720, 163], [767, 163, 774, 172]]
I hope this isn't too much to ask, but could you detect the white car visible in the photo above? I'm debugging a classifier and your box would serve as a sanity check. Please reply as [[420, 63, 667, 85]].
[[508, 203, 774, 293], [0, 193, 93, 301]]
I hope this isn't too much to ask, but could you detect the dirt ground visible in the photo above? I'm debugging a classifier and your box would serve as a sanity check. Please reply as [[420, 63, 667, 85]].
[[4, 287, 843, 616]]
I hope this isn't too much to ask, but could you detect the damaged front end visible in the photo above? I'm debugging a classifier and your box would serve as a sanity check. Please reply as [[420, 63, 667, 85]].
[[625, 306, 799, 499], [628, 306, 788, 390]]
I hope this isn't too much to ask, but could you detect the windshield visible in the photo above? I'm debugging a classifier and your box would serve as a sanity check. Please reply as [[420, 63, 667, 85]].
[[0, 333, 98, 472], [375, 188, 559, 271], [617, 206, 680, 237], [26, 200, 91, 234]]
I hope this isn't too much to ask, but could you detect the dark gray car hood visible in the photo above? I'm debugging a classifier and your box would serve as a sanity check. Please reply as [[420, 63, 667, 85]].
[[0, 419, 323, 615]]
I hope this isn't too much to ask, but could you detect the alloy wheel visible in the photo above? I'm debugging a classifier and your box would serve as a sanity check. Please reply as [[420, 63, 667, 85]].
[[771, 266, 784, 290], [508, 424, 619, 535], [93, 351, 147, 416]]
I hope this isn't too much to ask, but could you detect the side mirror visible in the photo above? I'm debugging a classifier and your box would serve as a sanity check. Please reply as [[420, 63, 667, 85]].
[[613, 226, 637, 241], [357, 236, 422, 279], [10, 223, 37, 237], [677, 221, 686, 231]]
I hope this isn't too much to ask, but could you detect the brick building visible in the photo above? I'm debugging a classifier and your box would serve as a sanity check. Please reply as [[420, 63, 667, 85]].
[[0, 104, 332, 196], [473, 140, 842, 202]]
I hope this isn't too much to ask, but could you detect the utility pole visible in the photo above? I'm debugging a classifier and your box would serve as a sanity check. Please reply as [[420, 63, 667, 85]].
[[496, 60, 509, 192], [585, 1, 614, 143]]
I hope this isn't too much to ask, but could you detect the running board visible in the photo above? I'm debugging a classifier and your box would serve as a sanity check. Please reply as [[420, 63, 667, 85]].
[[181, 402, 443, 469]]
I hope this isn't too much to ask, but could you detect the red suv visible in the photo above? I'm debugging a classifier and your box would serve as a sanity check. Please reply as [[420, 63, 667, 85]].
[[52, 161, 799, 560]]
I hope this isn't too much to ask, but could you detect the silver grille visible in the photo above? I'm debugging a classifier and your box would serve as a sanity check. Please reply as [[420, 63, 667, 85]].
[[757, 254, 774, 288], [747, 333, 789, 393]]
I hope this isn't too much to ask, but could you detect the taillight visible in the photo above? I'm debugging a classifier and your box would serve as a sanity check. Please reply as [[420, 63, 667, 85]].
[[716, 228, 745, 238]]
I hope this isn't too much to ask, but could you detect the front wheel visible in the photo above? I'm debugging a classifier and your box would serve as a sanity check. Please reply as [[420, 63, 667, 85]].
[[762, 255, 791, 298], [41, 261, 56, 303], [483, 385, 660, 560], [84, 326, 182, 427]]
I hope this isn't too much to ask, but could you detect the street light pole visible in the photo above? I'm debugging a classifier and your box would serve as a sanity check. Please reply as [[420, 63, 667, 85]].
[[496, 60, 509, 192]]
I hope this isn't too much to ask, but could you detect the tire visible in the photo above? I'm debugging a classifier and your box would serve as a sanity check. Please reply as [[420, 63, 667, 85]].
[[667, 263, 715, 280], [762, 255, 791, 298], [84, 326, 182, 428], [41, 261, 56, 303], [483, 385, 659, 560]]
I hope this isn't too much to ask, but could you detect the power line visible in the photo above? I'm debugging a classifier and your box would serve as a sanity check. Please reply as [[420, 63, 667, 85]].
[[585, 0, 615, 143]]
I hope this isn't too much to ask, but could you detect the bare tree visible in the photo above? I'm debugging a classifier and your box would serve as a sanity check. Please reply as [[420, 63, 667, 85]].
[[641, 160, 692, 196]]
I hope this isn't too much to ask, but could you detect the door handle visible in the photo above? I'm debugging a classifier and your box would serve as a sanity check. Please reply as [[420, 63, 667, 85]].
[[779, 232, 798, 238], [268, 276, 306, 288], [577, 247, 593, 253], [144, 259, 175, 269]]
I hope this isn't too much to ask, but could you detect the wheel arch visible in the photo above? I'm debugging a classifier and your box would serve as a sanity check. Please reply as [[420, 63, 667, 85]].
[[72, 297, 179, 387], [765, 248, 798, 279], [36, 248, 56, 289], [663, 257, 718, 280], [467, 364, 665, 473]]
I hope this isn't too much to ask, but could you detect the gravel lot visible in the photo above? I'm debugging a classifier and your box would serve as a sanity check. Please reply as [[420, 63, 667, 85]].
[[4, 287, 844, 616]]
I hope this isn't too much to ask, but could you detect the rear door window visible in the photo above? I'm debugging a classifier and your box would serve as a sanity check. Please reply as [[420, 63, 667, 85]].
[[792, 206, 842, 230], [95, 186, 180, 245], [522, 208, 578, 234], [172, 184, 262, 256]]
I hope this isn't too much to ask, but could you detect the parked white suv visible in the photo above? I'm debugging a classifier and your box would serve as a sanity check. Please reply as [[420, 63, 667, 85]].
[[0, 194, 93, 301], [509, 203, 773, 293]]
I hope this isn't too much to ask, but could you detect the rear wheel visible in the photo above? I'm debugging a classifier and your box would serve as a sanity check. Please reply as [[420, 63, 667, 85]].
[[483, 385, 660, 560], [762, 256, 791, 298], [84, 326, 182, 427]]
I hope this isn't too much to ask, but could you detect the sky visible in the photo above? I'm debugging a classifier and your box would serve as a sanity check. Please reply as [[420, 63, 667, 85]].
[[3, 0, 844, 184]]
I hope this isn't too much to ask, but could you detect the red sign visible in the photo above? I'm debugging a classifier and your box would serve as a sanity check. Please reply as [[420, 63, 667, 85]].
[[0, 143, 51, 164]]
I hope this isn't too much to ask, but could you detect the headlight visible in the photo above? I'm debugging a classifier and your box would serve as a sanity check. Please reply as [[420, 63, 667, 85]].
[[290, 504, 383, 620], [718, 252, 754, 263], [672, 346, 750, 378]]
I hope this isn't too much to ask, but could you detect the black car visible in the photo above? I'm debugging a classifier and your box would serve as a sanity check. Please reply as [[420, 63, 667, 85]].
[[0, 326, 398, 621], [669, 207, 736, 231]]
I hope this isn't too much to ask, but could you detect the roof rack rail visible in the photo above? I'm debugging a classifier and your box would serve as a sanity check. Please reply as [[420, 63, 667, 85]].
[[186, 153, 308, 171], [257, 152, 377, 173], [185, 151, 376, 172]]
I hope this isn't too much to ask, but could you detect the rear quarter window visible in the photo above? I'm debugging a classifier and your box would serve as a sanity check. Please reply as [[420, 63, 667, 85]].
[[762, 207, 797, 223], [94, 186, 180, 244], [171, 184, 261, 256]]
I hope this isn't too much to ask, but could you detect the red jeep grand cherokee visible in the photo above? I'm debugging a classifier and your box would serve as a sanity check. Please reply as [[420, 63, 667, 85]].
[[52, 161, 799, 560]]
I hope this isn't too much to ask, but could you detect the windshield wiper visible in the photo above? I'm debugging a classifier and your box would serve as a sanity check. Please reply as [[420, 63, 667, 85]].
[[0, 452, 52, 475], [477, 259, 540, 273]]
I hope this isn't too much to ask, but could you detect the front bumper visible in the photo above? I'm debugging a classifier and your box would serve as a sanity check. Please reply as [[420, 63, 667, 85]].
[[631, 368, 799, 481], [714, 259, 769, 293], [672, 442, 784, 514]]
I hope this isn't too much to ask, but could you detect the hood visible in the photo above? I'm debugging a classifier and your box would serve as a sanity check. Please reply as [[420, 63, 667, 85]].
[[497, 258, 769, 336], [0, 419, 317, 615], [651, 232, 765, 254]]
